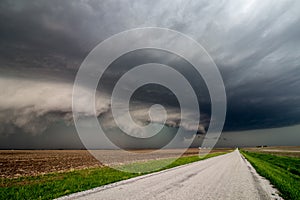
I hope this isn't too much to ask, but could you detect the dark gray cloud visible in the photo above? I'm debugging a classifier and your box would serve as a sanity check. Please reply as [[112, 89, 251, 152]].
[[0, 0, 300, 148]]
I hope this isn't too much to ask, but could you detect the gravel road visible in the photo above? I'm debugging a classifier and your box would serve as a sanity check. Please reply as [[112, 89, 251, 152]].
[[58, 149, 282, 200]]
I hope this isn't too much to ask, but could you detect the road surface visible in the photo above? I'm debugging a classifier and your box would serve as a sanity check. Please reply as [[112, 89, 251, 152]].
[[58, 149, 281, 200]]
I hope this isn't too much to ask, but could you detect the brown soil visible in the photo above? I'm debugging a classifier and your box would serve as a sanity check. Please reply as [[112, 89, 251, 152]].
[[0, 150, 101, 178], [0, 148, 232, 178]]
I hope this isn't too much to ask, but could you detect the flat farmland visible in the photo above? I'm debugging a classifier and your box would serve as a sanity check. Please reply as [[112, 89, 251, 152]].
[[0, 148, 232, 178], [241, 148, 300, 200], [244, 146, 300, 157], [0, 150, 101, 178]]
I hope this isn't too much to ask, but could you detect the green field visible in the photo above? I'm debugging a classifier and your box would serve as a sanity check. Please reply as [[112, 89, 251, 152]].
[[241, 150, 300, 200], [0, 152, 226, 200]]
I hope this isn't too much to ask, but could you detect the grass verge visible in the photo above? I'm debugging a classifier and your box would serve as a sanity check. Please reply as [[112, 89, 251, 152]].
[[240, 150, 300, 200], [0, 152, 227, 200]]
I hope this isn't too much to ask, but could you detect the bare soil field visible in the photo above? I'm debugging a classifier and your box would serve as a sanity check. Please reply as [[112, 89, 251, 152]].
[[244, 146, 300, 157], [0, 150, 102, 178], [0, 148, 232, 178]]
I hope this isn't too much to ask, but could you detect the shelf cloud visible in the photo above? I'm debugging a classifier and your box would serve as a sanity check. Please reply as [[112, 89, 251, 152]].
[[0, 0, 300, 148]]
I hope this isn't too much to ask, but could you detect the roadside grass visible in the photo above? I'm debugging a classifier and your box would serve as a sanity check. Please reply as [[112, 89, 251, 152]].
[[0, 152, 227, 200], [241, 150, 300, 200]]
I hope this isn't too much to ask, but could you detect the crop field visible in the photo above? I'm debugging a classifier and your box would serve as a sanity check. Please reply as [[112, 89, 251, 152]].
[[0, 148, 231, 178], [241, 149, 300, 200], [244, 146, 300, 157]]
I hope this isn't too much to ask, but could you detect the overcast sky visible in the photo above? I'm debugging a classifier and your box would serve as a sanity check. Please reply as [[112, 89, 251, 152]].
[[0, 0, 300, 149]]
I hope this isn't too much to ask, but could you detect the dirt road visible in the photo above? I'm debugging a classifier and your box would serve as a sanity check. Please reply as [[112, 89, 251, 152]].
[[58, 149, 281, 200]]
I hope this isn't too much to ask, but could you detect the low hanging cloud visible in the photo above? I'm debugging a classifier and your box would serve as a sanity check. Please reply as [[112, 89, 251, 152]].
[[101, 105, 206, 138], [0, 72, 205, 137], [0, 74, 110, 135]]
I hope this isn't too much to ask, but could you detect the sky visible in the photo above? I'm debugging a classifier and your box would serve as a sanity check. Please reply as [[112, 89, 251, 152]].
[[0, 0, 300, 149]]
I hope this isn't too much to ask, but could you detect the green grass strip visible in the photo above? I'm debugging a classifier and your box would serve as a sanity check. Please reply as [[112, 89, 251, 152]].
[[240, 150, 300, 200], [0, 152, 227, 200]]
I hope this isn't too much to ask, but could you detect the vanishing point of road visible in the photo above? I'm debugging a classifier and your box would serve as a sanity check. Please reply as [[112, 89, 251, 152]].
[[58, 149, 281, 200]]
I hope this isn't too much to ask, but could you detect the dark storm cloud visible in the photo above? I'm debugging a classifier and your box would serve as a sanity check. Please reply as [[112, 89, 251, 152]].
[[0, 0, 300, 148], [0, 0, 157, 70]]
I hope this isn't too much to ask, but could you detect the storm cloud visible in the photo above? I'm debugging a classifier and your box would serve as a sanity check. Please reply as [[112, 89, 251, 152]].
[[0, 0, 300, 148]]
